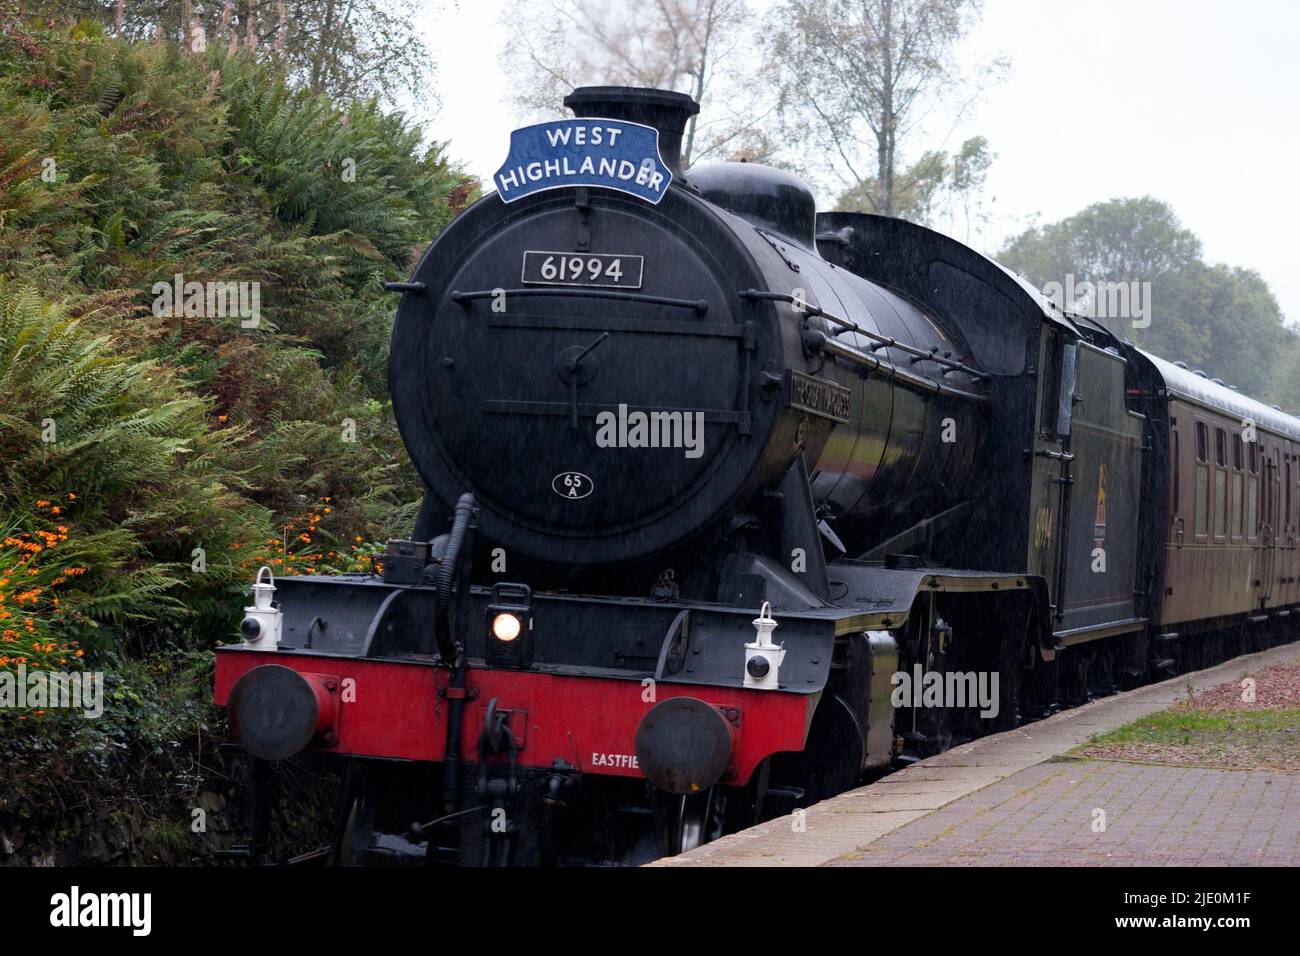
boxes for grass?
[1071,707,1300,771]
[1087,707,1300,744]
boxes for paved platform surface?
[650,642,1300,867]
[832,760,1300,866]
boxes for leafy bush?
[0,20,476,653]
[0,9,474,864]
[0,280,270,650]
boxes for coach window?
[1213,427,1228,539]
[1263,446,1275,536]
[1170,426,1180,517]
[1194,421,1209,539]
[1267,447,1276,532]
[1039,335,1061,435]
[1247,440,1259,540]
[1231,434,1244,540]
[1287,459,1293,535]
[1276,449,1283,532]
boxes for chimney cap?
[563,86,699,180]
[563,86,700,120]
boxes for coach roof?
[1142,349,1300,440]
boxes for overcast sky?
[412,0,1300,325]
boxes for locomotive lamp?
[485,582,533,667]
[239,566,282,651]
[744,601,785,690]
[491,612,523,642]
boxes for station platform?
[649,642,1300,867]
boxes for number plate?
[521,251,643,289]
[785,369,852,423]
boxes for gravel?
[1073,660,1300,772]
[1184,660,1300,711]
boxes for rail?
[451,287,709,314]
[739,289,988,382]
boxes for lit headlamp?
[485,582,533,667]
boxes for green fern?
[0,20,476,651]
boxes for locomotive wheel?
[992,657,1022,733]
[653,787,721,856]
[334,793,362,865]
[1060,651,1092,707]
[800,693,866,800]
[1091,646,1119,698]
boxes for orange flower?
[67,493,76,500]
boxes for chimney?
[563,86,700,180]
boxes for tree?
[498,0,758,167]
[1268,334,1300,415]
[766,0,1003,216]
[16,0,437,104]
[998,198,1290,405]
[835,134,992,237]
[947,134,994,241]
[999,196,1203,288]
[836,149,945,220]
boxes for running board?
[1054,616,1147,647]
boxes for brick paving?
[650,641,1300,867]
[831,760,1300,866]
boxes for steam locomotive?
[214,86,1300,866]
